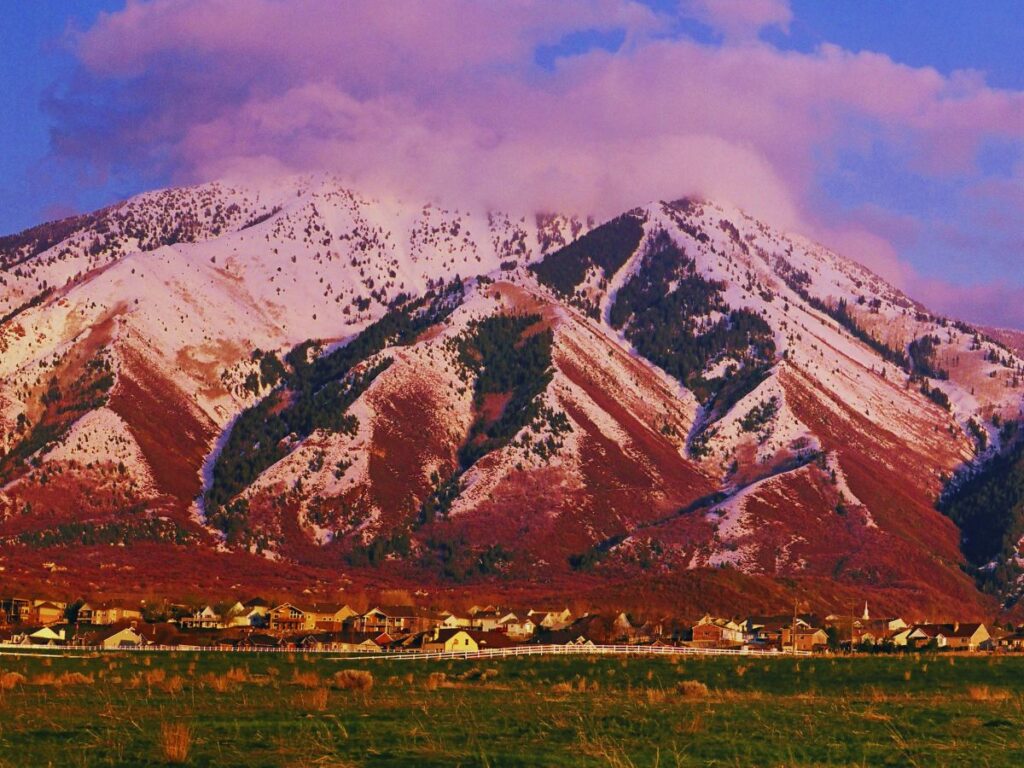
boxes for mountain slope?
[2,176,1022,616]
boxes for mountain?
[2,175,1022,617]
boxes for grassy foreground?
[1,651,1024,766]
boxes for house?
[781,626,830,652]
[528,608,572,630]
[77,602,143,626]
[612,612,639,641]
[691,615,745,647]
[32,601,67,626]
[942,623,991,651]
[27,626,66,645]
[308,603,357,630]
[79,623,146,649]
[911,622,991,651]
[268,603,309,632]
[471,609,505,631]
[422,628,517,653]
[233,632,283,650]
[0,598,32,623]
[560,635,595,648]
[355,606,440,636]
[180,605,222,630]
[231,599,271,628]
[497,612,536,639]
[439,612,472,629]
[892,626,935,648]
[424,629,479,653]
[996,628,1024,651]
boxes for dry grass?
[967,685,1011,702]
[162,675,185,694]
[202,673,232,693]
[33,671,94,688]
[0,671,26,690]
[643,687,669,705]
[333,669,373,691]
[159,722,192,764]
[552,677,599,694]
[676,680,709,698]
[294,686,330,712]
[225,666,249,683]
[577,730,639,768]
[291,670,322,689]
[425,672,447,690]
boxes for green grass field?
[2,651,1024,766]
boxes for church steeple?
[862,601,870,621]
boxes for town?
[2,595,1020,655]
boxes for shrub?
[159,722,192,764]
[967,685,1010,701]
[203,674,231,693]
[333,669,373,692]
[676,680,709,697]
[0,671,26,690]
[34,671,94,688]
[425,672,447,690]
[291,670,321,689]
[162,675,185,695]
[294,687,330,711]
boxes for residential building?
[180,606,223,630]
[78,624,146,649]
[691,615,744,647]
[32,601,67,626]
[268,603,309,632]
[497,612,536,639]
[355,606,440,635]
[77,602,143,626]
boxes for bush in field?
[425,672,447,690]
[162,675,185,694]
[333,669,373,691]
[159,722,192,764]
[0,671,26,690]
[291,670,321,689]
[677,680,709,697]
[294,687,330,711]
[203,673,231,693]
[33,671,94,688]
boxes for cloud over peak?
[42,0,1024,325]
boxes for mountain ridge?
[2,175,1022,618]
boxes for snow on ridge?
[42,407,157,492]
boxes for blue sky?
[1,1,1022,325]
[1,1,134,229]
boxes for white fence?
[330,644,809,661]
[0,642,809,659]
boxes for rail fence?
[331,644,811,661]
[0,642,810,659]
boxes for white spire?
[862,601,870,621]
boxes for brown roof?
[916,622,986,639]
